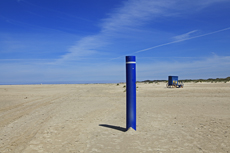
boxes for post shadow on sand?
[99,124,126,132]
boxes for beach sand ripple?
[0,82,230,152]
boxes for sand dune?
[0,82,230,152]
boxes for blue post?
[126,56,136,131]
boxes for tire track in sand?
[0,96,64,153]
[0,97,45,112]
[0,96,61,128]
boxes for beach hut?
[168,76,178,86]
[167,76,183,88]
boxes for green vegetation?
[180,77,230,83]
[140,76,230,83]
[140,80,167,83]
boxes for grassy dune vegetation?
[140,76,230,83]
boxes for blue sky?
[1,0,230,84]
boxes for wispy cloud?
[58,0,177,61]
[173,30,198,41]
[101,0,175,32]
[134,27,230,53]
[59,35,106,61]
[1,54,229,84]
[137,55,230,80]
[101,0,229,32]
[59,0,230,61]
[102,0,230,32]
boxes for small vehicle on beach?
[166,82,184,88]
[166,76,184,88]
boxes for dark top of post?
[126,56,135,62]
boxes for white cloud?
[101,0,175,32]
[1,54,229,84]
[173,30,198,41]
[137,55,230,80]
[102,0,230,32]
[59,0,230,61]
[133,27,230,54]
[59,35,105,61]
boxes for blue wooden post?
[126,56,136,131]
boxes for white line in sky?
[108,27,230,61]
[134,27,230,54]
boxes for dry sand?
[0,82,230,153]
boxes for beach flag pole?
[126,56,136,131]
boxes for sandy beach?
[0,82,230,153]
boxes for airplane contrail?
[134,27,230,54]
[108,27,230,61]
